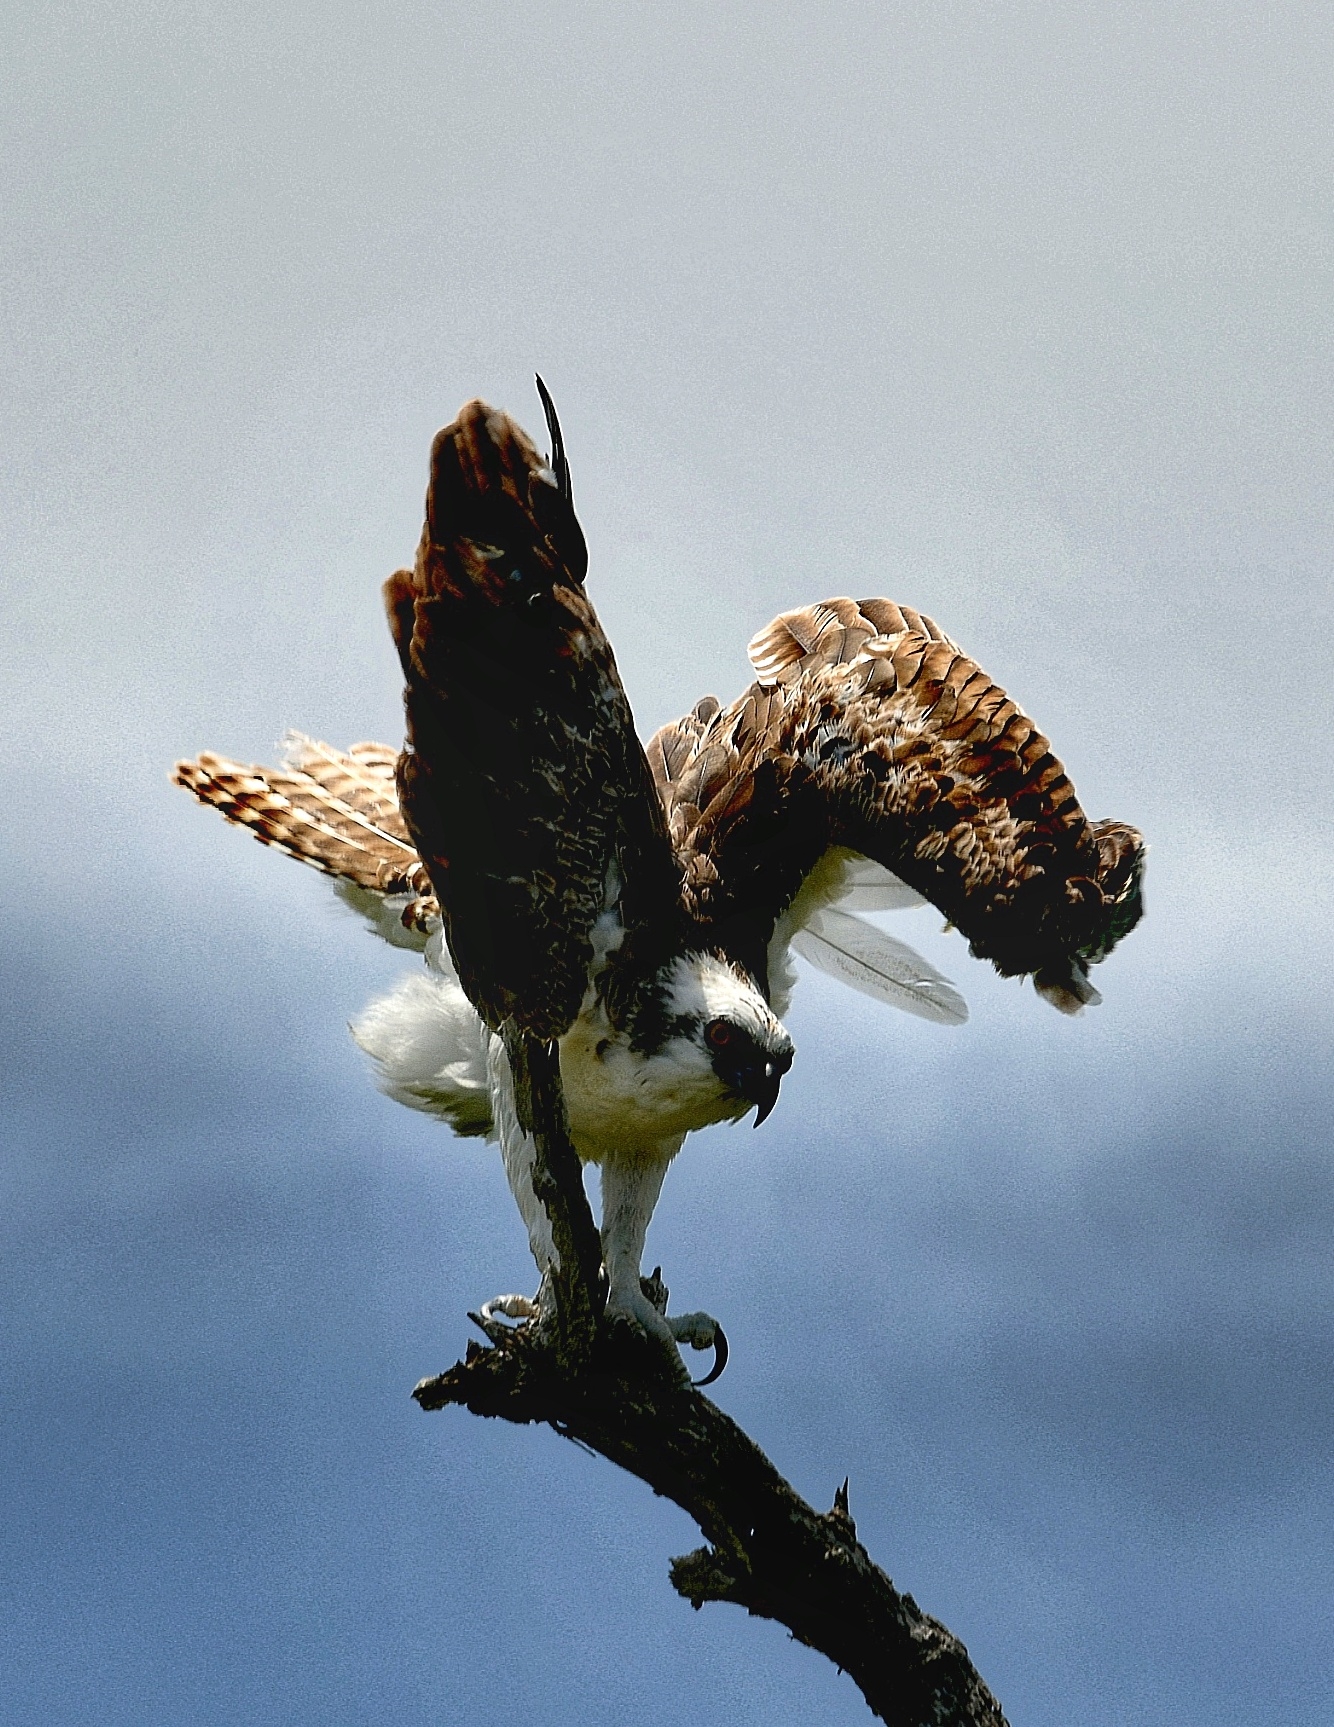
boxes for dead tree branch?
[501,1027,603,1366]
[417,1032,1009,1727]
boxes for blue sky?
[3,4,1332,1722]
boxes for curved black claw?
[677,1319,729,1388]
[664,1308,729,1387]
[690,1322,729,1388]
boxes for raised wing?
[389,384,679,1038]
[173,733,439,940]
[647,597,1144,1013]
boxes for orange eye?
[705,1019,732,1050]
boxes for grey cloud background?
[2,3,1331,1723]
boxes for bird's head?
[702,1012,794,1125]
[658,952,795,1127]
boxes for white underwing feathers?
[832,858,928,913]
[790,906,968,1026]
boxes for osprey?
[175,383,1144,1372]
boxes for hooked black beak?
[750,1061,783,1127]
[726,1055,787,1127]
[708,1022,793,1128]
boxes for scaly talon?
[667,1310,729,1386]
[479,1292,540,1324]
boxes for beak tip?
[715,1050,787,1129]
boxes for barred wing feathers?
[648,597,1144,1012]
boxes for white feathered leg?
[481,1033,556,1324]
[600,1152,673,1337]
[485,1061,727,1379]
[599,1147,726,1376]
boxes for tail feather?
[172,739,436,911]
[279,732,413,846]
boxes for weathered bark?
[415,1034,1008,1726]
[500,1027,602,1367]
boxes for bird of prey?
[175,382,1144,1372]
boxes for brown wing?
[648,597,1144,1010]
[391,388,678,1038]
[172,734,439,927]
